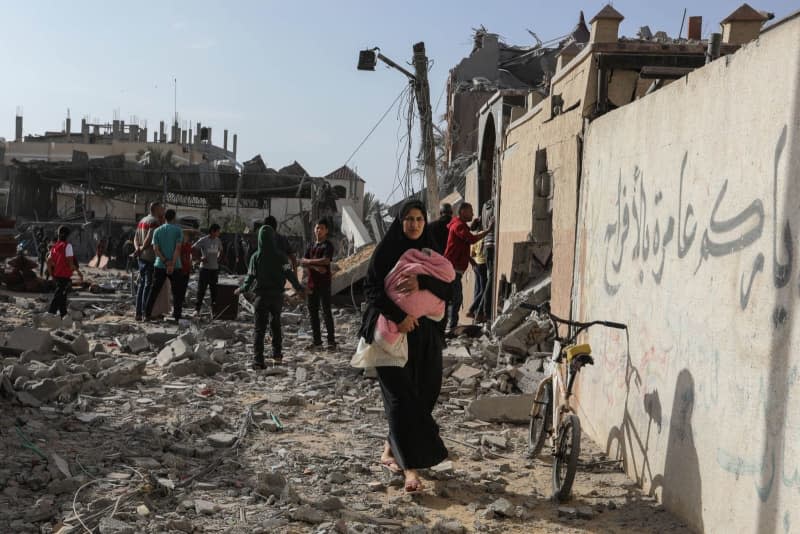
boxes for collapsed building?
[0,113,373,269]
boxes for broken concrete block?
[466,394,536,424]
[253,472,299,503]
[167,358,221,378]
[451,364,483,381]
[491,275,551,337]
[194,499,219,516]
[18,350,59,364]
[24,378,60,402]
[207,432,237,448]
[489,497,515,517]
[4,327,54,354]
[96,359,146,387]
[124,335,150,354]
[156,336,193,367]
[431,460,454,475]
[51,330,90,355]
[16,390,43,408]
[290,505,326,525]
[35,314,73,330]
[442,345,472,367]
[203,324,234,340]
[482,434,509,450]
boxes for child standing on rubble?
[238,225,305,368]
[46,225,83,318]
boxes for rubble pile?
[0,269,687,533]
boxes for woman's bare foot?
[404,469,423,492]
[380,442,401,473]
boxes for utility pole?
[357,43,439,218]
[411,42,439,220]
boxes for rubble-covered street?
[0,268,690,534]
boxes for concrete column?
[15,115,23,142]
[159,121,166,143]
[81,119,89,143]
[224,129,228,151]
[233,134,238,159]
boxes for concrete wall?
[497,94,582,316]
[572,16,800,533]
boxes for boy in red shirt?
[47,226,83,317]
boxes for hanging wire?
[343,86,408,168]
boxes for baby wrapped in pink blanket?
[374,248,456,350]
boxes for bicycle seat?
[565,344,592,363]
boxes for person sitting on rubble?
[46,225,83,317]
[357,199,454,492]
[237,224,304,368]
[5,244,44,292]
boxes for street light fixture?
[356,44,439,219]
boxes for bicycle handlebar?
[518,302,627,331]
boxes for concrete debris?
[491,275,551,337]
[0,270,683,534]
[467,394,537,424]
[3,327,54,353]
[51,330,90,355]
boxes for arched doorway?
[478,113,496,210]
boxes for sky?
[1,0,794,205]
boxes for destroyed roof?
[278,161,310,177]
[325,165,366,183]
[590,4,625,23]
[721,3,769,22]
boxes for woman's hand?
[397,315,418,333]
[396,274,419,294]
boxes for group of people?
[426,201,494,334]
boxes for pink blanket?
[375,248,456,347]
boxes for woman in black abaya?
[359,200,453,492]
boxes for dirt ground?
[0,272,692,533]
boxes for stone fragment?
[577,506,595,520]
[451,364,482,381]
[167,358,221,377]
[25,495,56,522]
[204,324,234,340]
[316,496,344,512]
[19,350,59,364]
[207,432,237,448]
[97,359,146,387]
[434,519,466,533]
[253,472,299,503]
[489,497,515,517]
[4,327,54,353]
[51,330,90,355]
[467,394,536,424]
[482,434,509,450]
[25,378,60,402]
[431,460,454,475]
[491,276,551,337]
[16,390,42,407]
[194,499,219,515]
[125,335,150,354]
[327,472,348,484]
[291,505,326,524]
[166,519,193,533]
[558,506,577,518]
[157,336,193,367]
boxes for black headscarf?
[358,199,434,342]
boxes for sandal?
[381,458,402,474]
[404,476,423,493]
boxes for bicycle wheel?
[527,379,553,458]
[552,414,581,501]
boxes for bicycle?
[521,301,626,501]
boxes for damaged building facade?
[0,113,370,261]
[447,3,796,531]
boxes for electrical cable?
[343,85,408,168]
